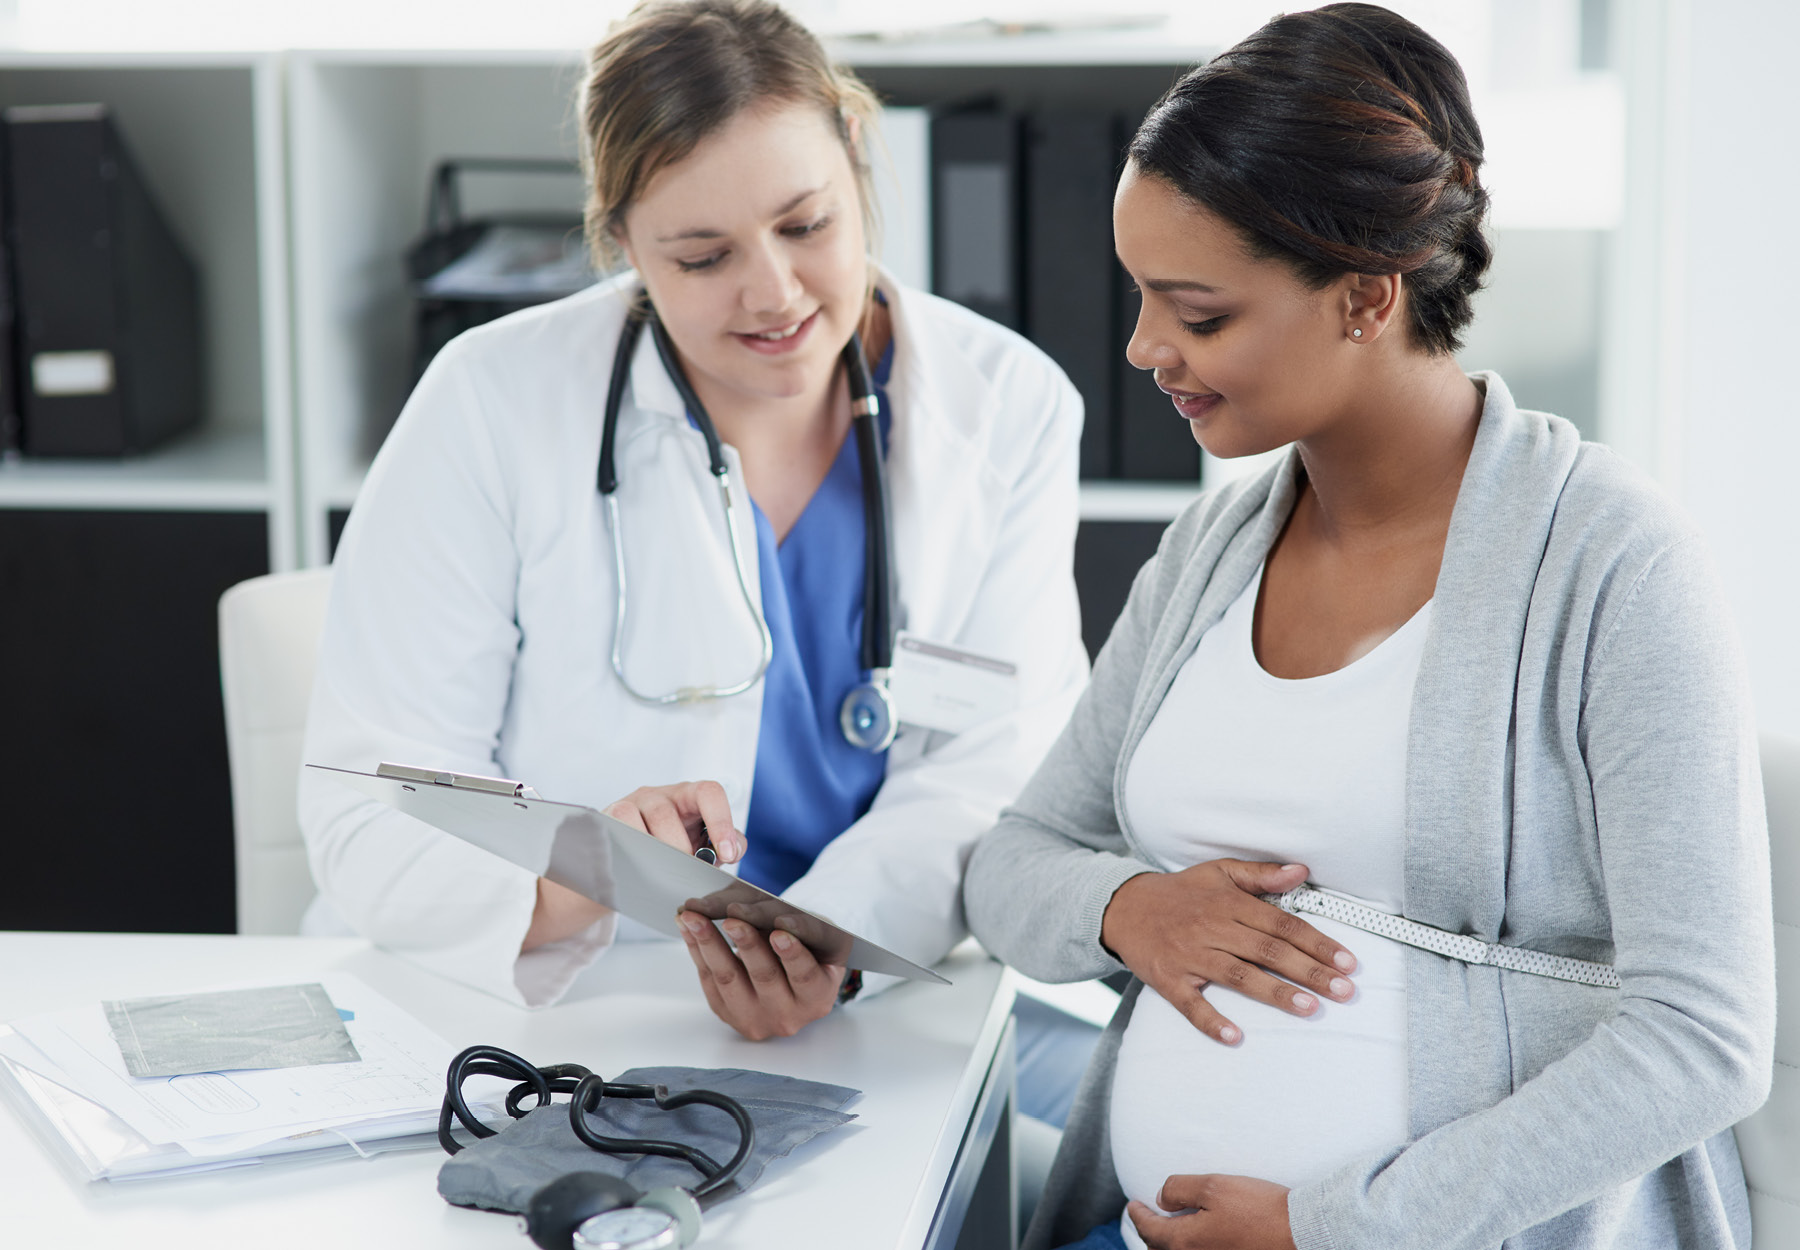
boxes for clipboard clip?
[376,761,531,799]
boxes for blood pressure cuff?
[437,1066,859,1213]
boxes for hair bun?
[1129,2,1491,355]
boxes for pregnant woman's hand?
[1128,1175,1295,1250]
[1099,860,1357,1044]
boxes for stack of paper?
[418,225,596,300]
[0,974,507,1181]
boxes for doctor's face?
[618,101,870,407]
[1113,161,1372,459]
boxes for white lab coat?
[297,270,1090,1006]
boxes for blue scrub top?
[732,344,895,895]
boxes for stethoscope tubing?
[597,294,893,721]
[439,1044,755,1205]
[569,1074,755,1202]
[845,348,893,675]
[605,484,775,706]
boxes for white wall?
[1675,0,1800,738]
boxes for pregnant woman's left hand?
[1128,1175,1295,1250]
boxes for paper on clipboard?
[306,764,950,985]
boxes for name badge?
[890,632,1019,735]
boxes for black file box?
[0,118,19,454]
[4,104,202,457]
[931,110,1023,330]
[1025,112,1120,479]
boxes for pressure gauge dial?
[572,1205,680,1250]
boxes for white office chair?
[218,567,333,935]
[1735,732,1800,1245]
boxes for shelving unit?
[0,426,270,510]
[287,48,590,566]
[828,25,1211,69]
[1077,480,1202,522]
[0,52,290,935]
[0,51,295,561]
[285,39,1209,571]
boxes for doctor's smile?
[733,307,819,353]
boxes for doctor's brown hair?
[1130,2,1492,354]
[579,0,881,267]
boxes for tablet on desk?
[307,763,950,984]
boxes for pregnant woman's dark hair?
[1130,1,1491,354]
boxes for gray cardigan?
[964,375,1774,1250]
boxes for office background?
[0,0,1794,936]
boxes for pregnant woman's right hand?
[1100,860,1358,1045]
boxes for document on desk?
[105,983,360,1079]
[310,763,951,984]
[0,974,507,1164]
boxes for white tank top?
[1110,565,1430,1250]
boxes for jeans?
[1053,1218,1128,1250]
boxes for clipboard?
[307,764,950,985]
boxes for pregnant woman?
[963,6,1773,1249]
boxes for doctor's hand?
[677,911,846,1041]
[1100,860,1357,1046]
[1128,1175,1295,1250]
[604,781,745,863]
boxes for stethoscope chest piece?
[839,669,896,752]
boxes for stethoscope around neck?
[596,298,898,752]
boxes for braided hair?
[1129,3,1491,355]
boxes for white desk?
[0,932,1017,1250]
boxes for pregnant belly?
[1109,914,1409,1245]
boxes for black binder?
[1112,120,1200,482]
[931,110,1022,330]
[5,104,201,457]
[1115,267,1201,482]
[1025,112,1119,479]
[0,119,18,455]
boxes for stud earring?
[1351,328,1363,339]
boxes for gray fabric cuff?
[1080,857,1160,974]
[1286,1183,1338,1250]
[438,1066,858,1214]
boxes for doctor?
[298,0,1090,1044]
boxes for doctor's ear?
[612,224,639,274]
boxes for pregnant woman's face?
[1112,160,1405,461]
[616,101,870,410]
